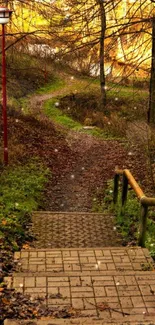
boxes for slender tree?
[97,0,107,110]
[148,15,155,123]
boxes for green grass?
[75,76,148,103]
[107,83,148,102]
[0,159,49,250]
[18,77,65,114]
[36,77,65,94]
[44,97,123,139]
[44,98,83,129]
[96,180,155,257]
[81,127,122,140]
[19,97,30,114]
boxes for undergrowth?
[44,98,82,129]
[93,180,155,257]
[44,97,124,139]
[7,51,55,98]
[0,160,49,251]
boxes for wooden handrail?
[124,169,145,200]
[114,168,155,247]
[115,168,155,205]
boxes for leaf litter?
[0,287,80,323]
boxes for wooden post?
[138,204,148,247]
[121,174,128,214]
[113,174,119,204]
[122,174,128,206]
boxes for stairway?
[4,212,155,325]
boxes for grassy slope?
[41,75,148,140]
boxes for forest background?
[0,0,154,119]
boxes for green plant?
[141,262,154,271]
[0,159,49,250]
[95,179,155,256]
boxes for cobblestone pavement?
[32,212,122,248]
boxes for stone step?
[14,247,154,273]
[5,216,155,325]
[31,212,122,248]
[5,269,155,320]
[4,317,155,325]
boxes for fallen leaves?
[2,220,7,226]
[22,244,30,250]
[0,288,52,322]
[2,297,10,304]
[0,288,81,322]
[96,301,131,316]
[96,302,109,311]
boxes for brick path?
[32,212,122,248]
[4,319,155,325]
[4,213,155,324]
[14,247,153,273]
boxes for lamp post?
[0,7,12,165]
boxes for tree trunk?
[98,0,107,111]
[148,16,155,123]
[4,0,8,6]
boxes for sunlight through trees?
[0,0,154,115]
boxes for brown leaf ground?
[0,109,152,212]
[0,71,153,212]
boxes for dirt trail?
[29,86,69,116]
[44,131,128,211]
[26,78,152,212]
[29,74,89,115]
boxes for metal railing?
[113,168,155,247]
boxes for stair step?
[14,247,154,273]
[4,214,155,324]
[4,246,155,323]
[31,212,122,248]
[4,317,155,325]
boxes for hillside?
[0,69,155,323]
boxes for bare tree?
[97,0,107,110]
[148,15,155,123]
[1,0,154,118]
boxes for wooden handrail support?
[114,168,155,247]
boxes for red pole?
[2,23,8,165]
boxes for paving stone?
[8,212,155,325]
[36,277,46,287]
[24,277,35,287]
[32,212,122,248]
[4,319,155,325]
[94,286,106,296]
[15,247,155,273]
[119,296,133,308]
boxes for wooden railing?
[113,168,155,247]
